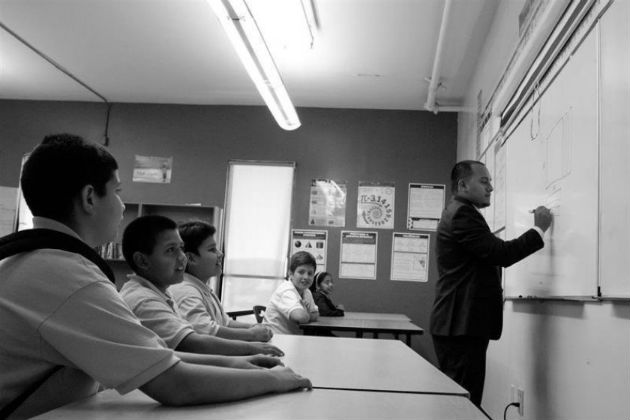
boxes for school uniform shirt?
[0,217,179,418]
[263,281,318,335]
[119,274,195,349]
[313,290,345,316]
[169,272,230,335]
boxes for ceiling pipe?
[424,0,453,114]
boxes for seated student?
[120,215,283,357]
[0,134,310,419]
[170,220,273,342]
[263,251,319,334]
[311,271,345,317]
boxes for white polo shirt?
[0,217,179,418]
[264,281,318,335]
[120,274,195,349]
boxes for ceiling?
[0,0,498,112]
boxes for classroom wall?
[0,99,457,363]
[457,1,630,419]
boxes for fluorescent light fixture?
[206,0,301,131]
[246,0,315,51]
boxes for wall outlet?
[517,388,525,416]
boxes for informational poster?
[291,229,327,272]
[390,232,430,282]
[407,183,445,231]
[482,141,495,230]
[339,231,377,280]
[493,139,507,230]
[308,179,346,227]
[357,181,395,229]
[16,154,33,231]
[133,155,173,183]
[0,186,17,236]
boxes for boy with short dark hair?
[171,220,273,342]
[264,251,319,334]
[120,215,283,356]
[0,134,309,418]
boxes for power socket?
[517,388,525,416]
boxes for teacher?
[429,160,552,407]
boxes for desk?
[273,334,468,396]
[300,317,423,345]
[342,311,410,321]
[33,388,487,420]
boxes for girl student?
[311,271,345,317]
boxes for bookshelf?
[96,202,223,263]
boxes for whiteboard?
[598,0,630,298]
[504,29,599,298]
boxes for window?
[220,161,295,312]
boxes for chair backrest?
[253,305,266,323]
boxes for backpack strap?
[0,228,115,284]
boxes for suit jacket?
[429,196,544,340]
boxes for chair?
[253,305,266,323]
[226,309,254,321]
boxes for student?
[264,251,319,334]
[311,271,345,317]
[0,134,310,419]
[170,220,273,342]
[120,215,283,356]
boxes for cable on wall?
[503,402,520,420]
[0,20,112,146]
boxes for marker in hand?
[530,206,553,232]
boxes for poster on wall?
[133,155,173,183]
[16,153,33,231]
[357,181,395,229]
[308,179,346,227]
[0,186,17,236]
[390,232,430,282]
[291,229,327,272]
[493,139,507,230]
[407,183,445,231]
[339,231,377,280]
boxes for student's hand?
[231,354,284,370]
[250,342,284,357]
[269,366,312,392]
[250,324,273,342]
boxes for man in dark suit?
[430,160,552,407]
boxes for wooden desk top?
[272,334,468,396]
[341,311,411,321]
[34,388,486,420]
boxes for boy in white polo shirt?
[0,134,310,418]
[171,220,273,342]
[120,214,283,356]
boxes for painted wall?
[457,1,630,419]
[0,99,457,362]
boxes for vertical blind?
[220,161,295,312]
